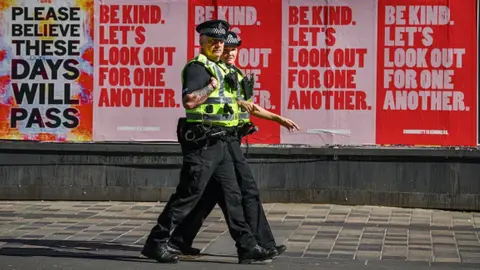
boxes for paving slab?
[1,201,480,269]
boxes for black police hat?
[196,19,230,40]
[225,31,242,47]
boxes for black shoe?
[265,247,278,258]
[141,242,180,263]
[238,244,274,264]
[168,242,201,256]
[180,246,201,256]
[269,245,286,257]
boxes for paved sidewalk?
[1,201,480,269]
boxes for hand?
[277,116,300,132]
[237,100,256,113]
[208,77,218,89]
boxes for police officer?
[141,21,273,264]
[169,31,299,257]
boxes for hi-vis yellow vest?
[229,65,252,125]
[181,54,239,127]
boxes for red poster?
[188,0,282,144]
[376,0,478,146]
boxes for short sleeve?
[181,63,212,96]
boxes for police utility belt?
[183,121,237,143]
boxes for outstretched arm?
[237,100,300,132]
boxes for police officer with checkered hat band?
[169,30,300,259]
[141,20,273,264]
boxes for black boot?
[141,241,180,263]
[238,244,274,264]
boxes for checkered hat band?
[225,35,239,44]
[200,27,226,35]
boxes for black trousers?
[144,121,257,251]
[170,138,276,249]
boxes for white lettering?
[383,90,466,111]
[384,48,427,68]
[408,6,450,25]
[237,48,272,68]
[419,70,454,89]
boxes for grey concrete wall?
[1,141,480,211]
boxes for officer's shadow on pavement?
[0,238,151,263]
[180,252,272,265]
[0,238,249,265]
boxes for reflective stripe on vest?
[239,112,250,120]
[203,97,234,104]
[186,113,236,121]
[212,64,225,97]
[229,65,252,124]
